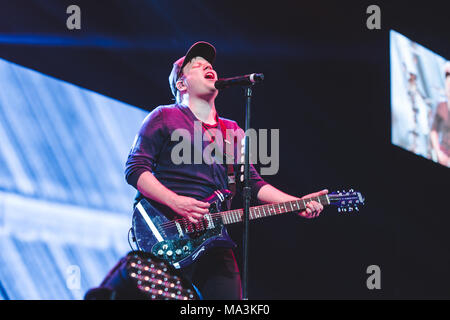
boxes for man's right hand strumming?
[136,171,210,224]
[168,195,210,224]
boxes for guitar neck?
[219,194,331,225]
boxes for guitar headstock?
[328,189,365,213]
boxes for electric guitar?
[132,189,365,269]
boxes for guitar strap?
[218,118,237,200]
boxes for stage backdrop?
[0,57,148,299]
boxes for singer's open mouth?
[204,72,215,80]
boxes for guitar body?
[132,190,236,269]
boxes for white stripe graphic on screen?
[137,203,163,242]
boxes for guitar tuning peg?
[355,206,359,211]
[350,188,354,192]
[348,207,353,212]
[338,208,341,213]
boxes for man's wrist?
[161,192,179,208]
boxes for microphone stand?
[242,85,253,300]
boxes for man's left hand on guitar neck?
[256,185,328,219]
[298,189,329,219]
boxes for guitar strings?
[158,204,288,229]
[158,201,304,229]
[157,196,330,232]
[157,205,299,233]
[157,195,330,229]
[156,193,356,233]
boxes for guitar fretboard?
[219,195,330,225]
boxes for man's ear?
[176,79,187,92]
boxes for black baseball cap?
[169,41,216,98]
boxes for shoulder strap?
[218,118,237,199]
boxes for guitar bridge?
[204,214,215,229]
[174,221,184,238]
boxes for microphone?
[214,73,264,90]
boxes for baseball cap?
[169,41,216,98]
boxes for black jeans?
[180,247,242,300]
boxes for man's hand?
[298,189,328,219]
[168,195,210,223]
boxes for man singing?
[125,41,328,299]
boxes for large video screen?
[0,57,148,299]
[390,30,450,167]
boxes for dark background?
[1,0,449,299]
